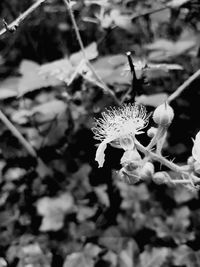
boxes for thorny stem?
[167,69,200,103]
[63,0,120,105]
[134,139,200,184]
[0,0,47,37]
[0,110,52,176]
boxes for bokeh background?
[0,0,200,266]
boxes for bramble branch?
[168,69,200,103]
[0,0,48,37]
[63,0,120,105]
[0,110,52,177]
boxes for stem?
[63,0,120,105]
[0,0,47,37]
[167,69,200,103]
[135,139,184,173]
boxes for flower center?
[119,135,135,150]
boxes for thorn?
[2,19,18,33]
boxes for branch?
[167,69,200,103]
[131,6,169,20]
[0,0,48,37]
[0,109,52,176]
[63,0,120,105]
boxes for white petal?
[95,140,108,168]
[192,131,200,162]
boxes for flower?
[192,131,200,163]
[92,103,149,167]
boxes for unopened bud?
[140,162,155,180]
[152,171,171,185]
[147,127,158,138]
[153,102,174,126]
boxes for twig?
[0,0,47,37]
[167,69,200,103]
[0,109,52,176]
[0,110,37,157]
[131,6,169,20]
[63,0,120,105]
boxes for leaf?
[36,193,74,231]
[30,99,67,124]
[119,240,139,267]
[173,245,200,267]
[70,42,98,65]
[94,185,110,207]
[110,9,134,32]
[172,186,198,204]
[0,77,19,99]
[38,58,74,84]
[18,60,60,96]
[0,258,7,267]
[168,0,189,8]
[145,33,197,61]
[135,93,168,107]
[63,252,94,267]
[63,244,100,267]
[76,205,97,222]
[139,247,169,267]
[99,227,125,253]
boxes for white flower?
[92,103,149,167]
[192,131,200,163]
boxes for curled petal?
[95,140,108,168]
[192,131,200,162]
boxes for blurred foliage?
[0,0,200,267]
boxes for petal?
[95,140,108,168]
[192,131,200,162]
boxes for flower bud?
[147,127,157,138]
[140,162,155,180]
[153,102,174,126]
[152,171,171,185]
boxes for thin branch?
[131,6,169,21]
[0,109,52,176]
[0,110,37,157]
[0,0,47,37]
[63,0,120,105]
[167,69,200,103]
